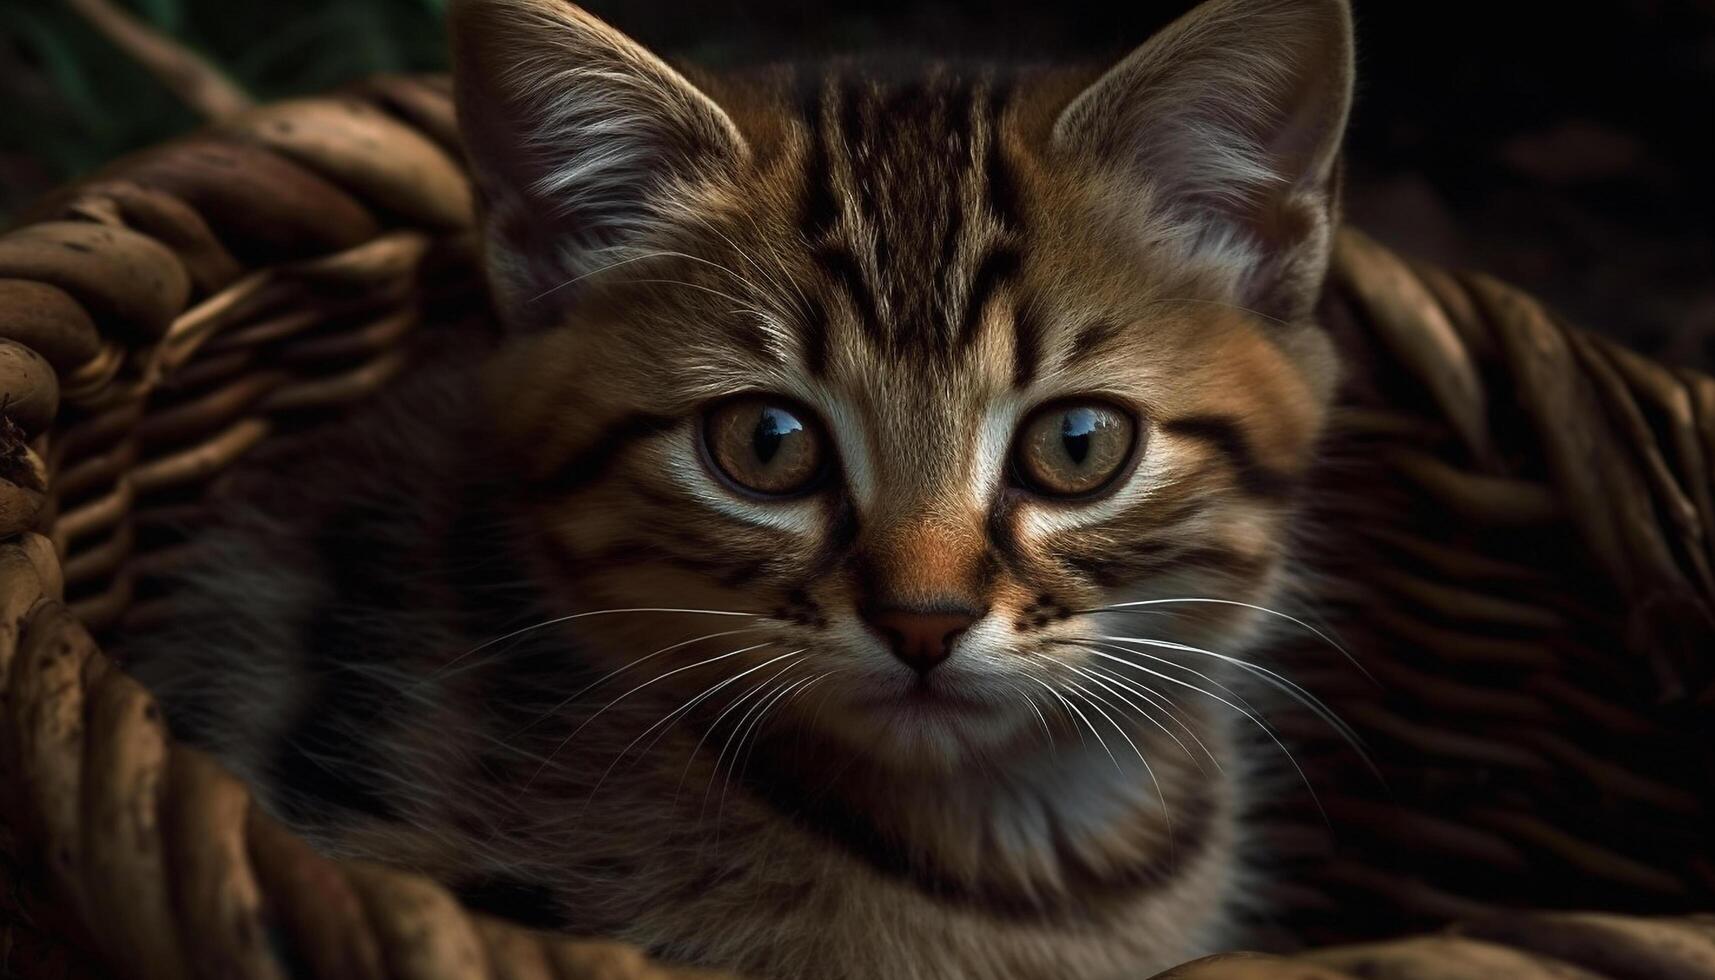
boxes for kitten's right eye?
[1012,400,1138,499]
[702,397,828,498]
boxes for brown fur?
[132,1,1356,977]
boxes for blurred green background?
[0,0,450,216]
[3,0,1712,364]
[1,0,1182,218]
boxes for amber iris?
[1014,402,1137,497]
[705,398,826,496]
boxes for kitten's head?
[452,0,1353,773]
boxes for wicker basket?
[1,76,1713,980]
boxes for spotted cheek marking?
[979,499,1091,642]
[976,566,1074,641]
[1012,593,1075,634]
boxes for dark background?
[3,0,1712,365]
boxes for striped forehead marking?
[791,68,1036,382]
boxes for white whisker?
[701,674,793,822]
[1085,664,1222,772]
[674,654,805,801]
[729,673,818,808]
[1083,638,1272,724]
[605,277,755,310]
[509,626,766,739]
[1083,641,1331,820]
[1028,677,1116,773]
[587,648,807,807]
[531,248,755,303]
[1005,679,1059,754]
[705,671,806,838]
[527,640,778,789]
[1091,598,1373,685]
[691,216,812,315]
[440,607,764,682]
[1061,679,1173,843]
[1099,633,1373,779]
[1067,662,1209,774]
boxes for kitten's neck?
[737,716,1230,914]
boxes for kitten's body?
[132,2,1354,977]
[137,364,1237,977]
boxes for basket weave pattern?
[0,76,1712,979]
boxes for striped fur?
[131,1,1355,977]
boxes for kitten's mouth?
[865,680,994,716]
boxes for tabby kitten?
[131,0,1354,976]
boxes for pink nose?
[864,608,979,676]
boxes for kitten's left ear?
[1053,0,1355,322]
[450,0,747,326]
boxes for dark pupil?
[1060,409,1100,466]
[752,407,801,465]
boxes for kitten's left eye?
[1013,401,1138,498]
[703,397,828,497]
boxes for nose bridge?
[851,376,989,607]
[861,504,988,607]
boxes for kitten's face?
[456,0,1352,772]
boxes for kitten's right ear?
[450,0,746,326]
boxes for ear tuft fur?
[1053,0,1355,322]
[451,0,746,325]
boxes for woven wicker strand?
[2,75,1712,980]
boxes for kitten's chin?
[798,683,1043,774]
